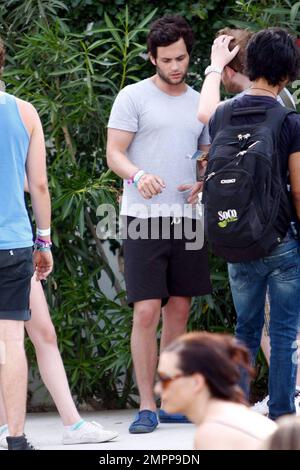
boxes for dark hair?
[216,28,253,74]
[165,332,254,404]
[147,15,194,59]
[246,28,300,86]
[0,37,5,74]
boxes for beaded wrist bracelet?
[34,238,52,252]
[127,170,139,185]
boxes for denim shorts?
[0,247,33,320]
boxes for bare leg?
[260,332,271,366]
[160,296,191,353]
[160,296,191,411]
[25,278,80,425]
[0,383,7,426]
[131,299,161,411]
[0,320,27,436]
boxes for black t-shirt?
[209,95,300,180]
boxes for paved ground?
[1,410,195,450]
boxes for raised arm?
[197,35,239,124]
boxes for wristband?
[204,65,223,76]
[133,170,145,187]
[34,238,52,252]
[127,170,140,185]
[37,227,51,237]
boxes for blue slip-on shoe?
[129,410,158,434]
[158,409,191,423]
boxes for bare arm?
[106,128,165,199]
[19,100,53,279]
[106,128,138,179]
[24,103,51,239]
[197,35,239,124]
[24,174,29,193]
[289,151,300,220]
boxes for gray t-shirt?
[108,78,210,218]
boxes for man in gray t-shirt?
[107,15,211,433]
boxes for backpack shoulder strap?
[210,100,234,135]
[265,106,296,139]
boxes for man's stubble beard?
[156,65,188,86]
[223,81,244,94]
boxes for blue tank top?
[0,92,33,249]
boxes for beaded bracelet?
[34,238,52,252]
[127,170,140,185]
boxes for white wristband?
[133,170,145,187]
[204,65,223,76]
[37,227,51,237]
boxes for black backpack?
[203,101,294,263]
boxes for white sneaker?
[62,421,118,445]
[252,392,300,416]
[0,426,8,449]
[251,395,269,415]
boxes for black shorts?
[122,217,212,307]
[0,247,33,321]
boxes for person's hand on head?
[211,35,240,70]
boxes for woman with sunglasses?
[155,332,276,450]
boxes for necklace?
[249,86,277,98]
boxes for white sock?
[0,424,8,435]
[64,419,85,431]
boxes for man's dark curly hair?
[147,15,194,59]
[0,37,5,75]
[246,28,300,86]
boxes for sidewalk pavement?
[1,410,195,450]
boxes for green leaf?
[290,2,300,22]
[104,13,124,53]
[62,195,75,220]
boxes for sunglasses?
[156,372,187,390]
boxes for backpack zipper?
[206,172,215,181]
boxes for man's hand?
[137,173,165,199]
[211,35,240,70]
[33,250,53,281]
[177,181,203,204]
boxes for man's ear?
[193,373,205,391]
[149,53,156,67]
[224,65,236,80]
[281,77,289,88]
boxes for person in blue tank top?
[0,37,53,450]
